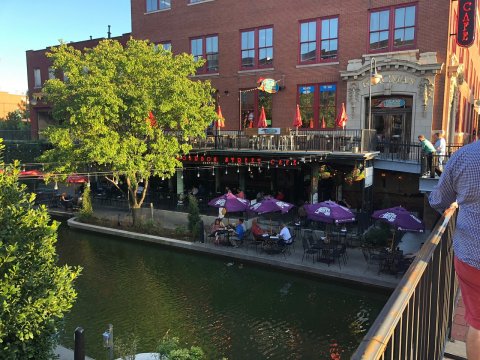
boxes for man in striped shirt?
[429,140,480,359]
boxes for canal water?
[56,225,389,359]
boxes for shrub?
[187,195,201,234]
[362,223,391,247]
[157,333,204,360]
[79,185,93,219]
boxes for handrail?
[352,202,458,359]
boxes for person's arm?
[428,155,457,213]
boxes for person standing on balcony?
[429,139,480,360]
[418,135,436,178]
[434,131,446,173]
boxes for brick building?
[130,0,479,143]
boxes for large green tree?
[40,39,217,222]
[0,139,81,359]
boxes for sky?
[0,0,132,95]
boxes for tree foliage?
[0,139,81,359]
[39,39,217,217]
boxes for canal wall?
[67,217,397,290]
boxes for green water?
[56,225,388,359]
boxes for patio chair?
[302,236,319,263]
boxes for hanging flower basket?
[319,165,333,179]
[345,166,364,185]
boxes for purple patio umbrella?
[249,197,294,215]
[208,192,250,213]
[304,200,356,224]
[372,206,424,232]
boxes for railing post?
[74,326,85,360]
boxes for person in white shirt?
[434,131,446,171]
[278,223,292,245]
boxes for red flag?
[256,106,268,128]
[216,105,225,128]
[309,119,314,129]
[147,111,157,128]
[293,104,303,128]
[321,116,326,129]
[335,103,348,129]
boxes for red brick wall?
[131,0,451,130]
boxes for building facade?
[130,0,479,144]
[25,1,480,223]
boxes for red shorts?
[454,257,480,330]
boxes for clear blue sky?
[0,0,131,94]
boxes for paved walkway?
[443,293,468,359]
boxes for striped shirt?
[429,140,480,269]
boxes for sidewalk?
[55,345,94,360]
[444,294,467,359]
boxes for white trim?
[144,8,171,15]
[237,68,275,74]
[362,49,420,59]
[187,0,215,5]
[296,62,339,69]
[191,72,220,78]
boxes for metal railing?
[375,141,422,163]
[191,129,377,153]
[0,130,31,140]
[352,203,458,360]
[419,144,463,176]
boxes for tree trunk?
[131,207,143,226]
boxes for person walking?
[418,134,436,178]
[429,140,480,360]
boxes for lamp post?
[368,57,383,131]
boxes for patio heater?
[368,57,383,131]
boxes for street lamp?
[368,57,383,131]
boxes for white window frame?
[34,68,42,88]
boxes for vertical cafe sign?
[456,0,476,47]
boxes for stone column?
[310,164,319,203]
[176,169,184,205]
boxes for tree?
[40,39,217,223]
[0,139,81,359]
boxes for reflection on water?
[56,225,388,359]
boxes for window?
[190,35,218,73]
[48,67,55,80]
[155,42,171,51]
[162,42,171,51]
[369,5,416,52]
[297,84,337,128]
[299,17,338,63]
[146,0,170,12]
[34,68,41,88]
[240,90,273,128]
[241,26,273,69]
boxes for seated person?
[228,218,245,247]
[278,223,292,245]
[60,192,73,210]
[210,218,226,244]
[251,219,267,239]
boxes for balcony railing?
[0,130,31,141]
[352,203,458,360]
[191,129,377,153]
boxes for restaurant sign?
[457,0,476,47]
[179,155,299,167]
